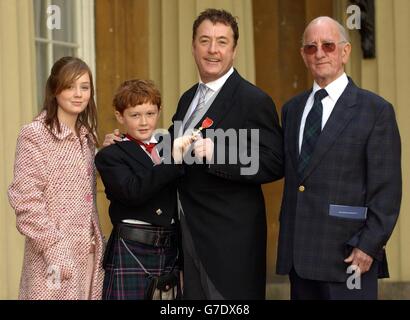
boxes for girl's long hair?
[42,56,98,145]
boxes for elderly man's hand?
[102,129,122,147]
[344,248,374,274]
[193,137,214,163]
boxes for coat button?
[298,185,305,192]
[156,209,162,216]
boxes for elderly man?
[276,16,402,300]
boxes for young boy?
[95,79,188,300]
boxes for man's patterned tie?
[298,88,328,176]
[183,83,211,132]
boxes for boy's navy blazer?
[95,138,184,226]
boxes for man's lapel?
[300,79,359,181]
[195,69,242,131]
[289,91,311,173]
[174,85,198,122]
[115,141,154,168]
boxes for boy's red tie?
[125,134,161,164]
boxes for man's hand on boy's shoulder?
[103,129,122,147]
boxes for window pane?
[33,0,48,39]
[51,0,76,43]
[53,45,76,62]
[35,42,48,110]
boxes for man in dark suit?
[276,16,402,299]
[171,9,283,299]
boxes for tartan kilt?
[102,224,179,300]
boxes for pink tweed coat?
[8,112,105,300]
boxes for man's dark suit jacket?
[170,69,283,299]
[95,140,184,226]
[276,78,402,282]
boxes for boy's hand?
[172,135,195,164]
[103,129,122,147]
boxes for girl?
[8,56,104,300]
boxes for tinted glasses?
[303,41,346,55]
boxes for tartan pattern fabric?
[183,83,211,131]
[103,225,179,300]
[298,89,328,175]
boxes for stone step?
[266,280,410,300]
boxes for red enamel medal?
[199,117,213,130]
